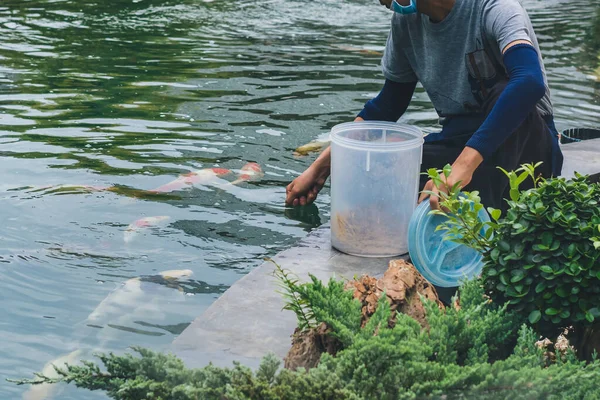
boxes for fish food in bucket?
[408,200,490,287]
[330,121,423,257]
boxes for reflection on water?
[0,0,599,398]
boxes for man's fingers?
[418,180,433,203]
[285,182,295,205]
[429,185,442,210]
[429,192,440,210]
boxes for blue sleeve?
[357,79,416,122]
[465,44,546,159]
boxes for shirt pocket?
[465,48,497,81]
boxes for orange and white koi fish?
[124,216,170,243]
[231,162,264,185]
[149,168,232,193]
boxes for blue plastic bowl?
[408,200,490,288]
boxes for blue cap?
[408,201,489,288]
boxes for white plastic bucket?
[330,121,423,257]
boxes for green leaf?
[586,312,595,323]
[555,286,569,298]
[442,164,452,178]
[535,281,547,293]
[513,243,525,256]
[540,265,553,274]
[532,244,549,252]
[589,308,600,318]
[490,248,500,262]
[427,168,440,179]
[511,270,525,283]
[498,240,510,252]
[545,308,559,316]
[488,207,502,222]
[528,310,542,324]
[510,188,520,202]
[515,284,524,293]
[541,232,553,247]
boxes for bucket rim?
[330,121,423,150]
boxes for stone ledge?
[561,139,600,182]
[172,226,401,369]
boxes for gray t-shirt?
[381,0,552,122]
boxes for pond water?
[1,0,599,398]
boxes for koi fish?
[22,349,85,400]
[294,140,330,156]
[87,269,194,322]
[333,44,383,56]
[230,162,264,185]
[27,184,113,194]
[149,168,232,193]
[22,269,194,400]
[124,216,170,243]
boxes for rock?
[347,259,443,329]
[284,259,443,370]
[284,323,341,371]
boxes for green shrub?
[428,165,600,334]
[483,174,600,330]
[12,276,600,400]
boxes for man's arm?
[285,80,416,206]
[358,79,417,121]
[421,41,547,209]
[464,43,546,159]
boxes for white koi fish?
[21,269,194,400]
[123,215,170,243]
[22,349,84,400]
[86,269,194,323]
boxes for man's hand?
[418,147,484,210]
[285,163,330,206]
[285,117,364,207]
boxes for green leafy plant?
[12,276,600,400]
[426,164,600,334]
[271,259,316,331]
[274,262,362,347]
[485,173,600,329]
[424,167,495,253]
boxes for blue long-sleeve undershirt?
[357,80,416,122]
[466,44,547,159]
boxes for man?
[285,0,563,212]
